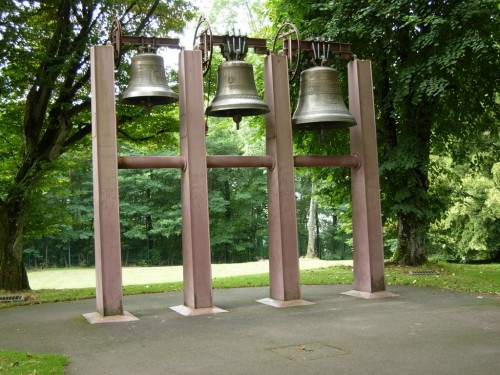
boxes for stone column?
[259,54,313,308]
[171,50,226,315]
[345,59,393,299]
[85,45,138,322]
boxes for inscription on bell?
[301,84,341,96]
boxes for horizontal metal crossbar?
[117,155,361,170]
[118,156,186,169]
[121,35,180,48]
[294,155,360,168]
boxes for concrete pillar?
[85,45,139,323]
[345,58,393,298]
[259,54,313,308]
[171,50,226,315]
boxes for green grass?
[0,350,68,374]
[383,262,499,293]
[1,263,498,309]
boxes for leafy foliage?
[0,0,197,290]
[266,0,499,264]
[430,162,500,262]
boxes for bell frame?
[86,36,393,321]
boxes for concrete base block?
[342,290,398,299]
[83,311,139,324]
[169,305,228,316]
[256,298,315,308]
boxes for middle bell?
[206,60,269,125]
[292,66,356,131]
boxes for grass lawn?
[0,350,68,374]
[1,262,498,308]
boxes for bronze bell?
[292,66,356,131]
[121,51,178,111]
[206,60,269,127]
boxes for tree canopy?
[0,0,196,290]
[266,0,499,264]
[1,0,498,292]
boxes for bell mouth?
[120,91,178,106]
[292,112,357,130]
[205,97,270,118]
[292,121,356,132]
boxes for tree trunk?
[393,213,427,265]
[45,241,49,268]
[0,204,31,291]
[0,1,175,291]
[306,184,317,259]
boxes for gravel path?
[27,258,352,290]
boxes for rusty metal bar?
[118,156,186,169]
[118,155,360,170]
[121,35,181,48]
[117,155,275,170]
[206,155,274,169]
[294,154,360,168]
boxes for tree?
[266,0,499,265]
[205,121,269,263]
[0,0,195,290]
[305,182,318,258]
[429,158,500,262]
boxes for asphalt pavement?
[0,285,499,374]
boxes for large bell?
[206,60,269,126]
[121,52,178,110]
[292,66,356,131]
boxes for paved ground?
[1,285,498,374]
[27,259,353,289]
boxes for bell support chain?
[343,58,396,299]
[84,45,139,323]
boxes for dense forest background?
[1,1,498,290]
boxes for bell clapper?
[320,128,325,143]
[145,99,153,115]
[233,114,242,130]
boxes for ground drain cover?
[271,343,346,361]
[409,270,439,275]
[0,295,25,303]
